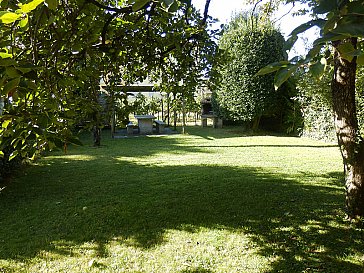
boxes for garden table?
[134,115,156,134]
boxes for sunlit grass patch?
[18,229,273,273]
[0,126,363,272]
[46,154,97,161]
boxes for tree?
[152,3,218,132]
[257,0,364,219]
[212,12,286,131]
[0,0,214,167]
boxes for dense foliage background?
[0,0,216,180]
[211,13,292,131]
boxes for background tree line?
[0,0,215,180]
[210,9,364,142]
[2,0,364,219]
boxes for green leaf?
[289,56,301,63]
[0,52,12,58]
[358,54,364,65]
[306,44,324,60]
[167,0,178,12]
[313,32,347,46]
[0,12,20,24]
[289,19,326,37]
[162,0,174,10]
[347,1,364,16]
[0,58,16,66]
[20,0,44,13]
[274,65,297,90]
[15,66,33,74]
[309,61,325,79]
[6,66,20,78]
[3,77,20,94]
[313,0,338,14]
[132,0,149,11]
[0,151,4,158]
[337,42,361,62]
[2,119,11,129]
[323,12,339,34]
[256,61,290,76]
[45,0,58,10]
[11,90,19,101]
[285,35,298,51]
[332,15,364,37]
[9,150,18,161]
[19,14,29,28]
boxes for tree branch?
[201,0,211,25]
[86,0,133,13]
[251,0,263,17]
[101,13,118,47]
[273,2,295,24]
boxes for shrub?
[211,13,289,131]
[295,70,336,142]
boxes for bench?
[154,120,166,134]
[126,122,138,135]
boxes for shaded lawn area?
[0,126,363,272]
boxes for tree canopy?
[211,12,287,130]
[0,0,215,165]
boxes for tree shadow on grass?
[76,131,214,159]
[182,126,250,140]
[183,125,301,140]
[180,268,214,273]
[0,148,362,272]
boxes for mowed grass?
[0,126,363,273]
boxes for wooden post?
[111,92,115,138]
[173,92,177,131]
[161,96,164,121]
[167,93,170,127]
[182,93,186,134]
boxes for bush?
[295,70,336,142]
[356,67,364,135]
[211,13,289,131]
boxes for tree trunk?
[173,93,177,131]
[251,115,261,132]
[182,94,186,134]
[331,38,364,219]
[92,102,101,147]
[93,125,101,147]
[167,94,170,126]
[111,92,115,139]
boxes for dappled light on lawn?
[46,154,97,162]
[0,127,363,272]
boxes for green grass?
[0,126,363,273]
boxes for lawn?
[0,126,363,273]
